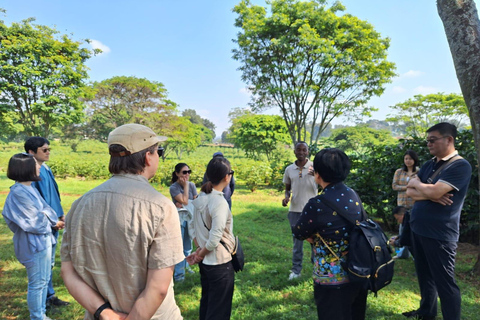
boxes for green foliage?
[81,76,178,141]
[387,93,469,137]
[0,18,94,138]
[229,114,291,160]
[232,0,396,145]
[328,126,397,154]
[346,130,479,242]
[182,108,216,142]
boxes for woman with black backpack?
[293,148,368,320]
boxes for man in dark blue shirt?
[25,137,70,309]
[404,123,471,320]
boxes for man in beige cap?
[60,123,184,320]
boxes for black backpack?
[320,194,395,296]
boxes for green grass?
[1,176,479,319]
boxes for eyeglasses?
[229,170,235,176]
[41,148,51,153]
[426,136,449,144]
[157,147,164,157]
[182,170,192,175]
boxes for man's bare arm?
[126,266,174,320]
[61,261,127,320]
[407,176,454,204]
[282,183,291,207]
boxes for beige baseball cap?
[108,123,167,156]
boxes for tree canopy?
[182,108,216,142]
[327,125,396,154]
[228,114,291,160]
[232,0,396,146]
[82,76,178,141]
[387,92,469,137]
[0,18,95,137]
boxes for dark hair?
[427,122,457,141]
[7,153,41,182]
[313,148,351,184]
[171,163,188,184]
[295,141,308,149]
[200,157,231,194]
[24,137,50,153]
[108,143,157,174]
[392,206,406,216]
[402,149,420,172]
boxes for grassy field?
[0,142,479,319]
[1,175,479,319]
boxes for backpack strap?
[319,191,367,226]
[427,155,463,184]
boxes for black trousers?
[199,260,235,320]
[412,232,460,320]
[314,282,368,320]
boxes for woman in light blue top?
[2,153,58,320]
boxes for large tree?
[182,108,216,141]
[387,92,469,137]
[232,0,396,146]
[82,76,178,140]
[437,0,480,274]
[328,125,396,154]
[0,18,95,137]
[228,114,291,160]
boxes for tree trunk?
[437,0,480,274]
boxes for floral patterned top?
[293,182,363,285]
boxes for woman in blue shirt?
[2,153,58,320]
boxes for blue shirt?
[410,156,471,242]
[2,183,58,268]
[293,182,363,285]
[32,164,64,218]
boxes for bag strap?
[199,207,233,254]
[319,191,367,226]
[316,232,340,261]
[427,155,463,184]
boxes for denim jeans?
[199,261,235,320]
[46,230,58,300]
[174,220,192,281]
[25,234,52,320]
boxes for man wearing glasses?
[405,123,471,320]
[282,141,318,280]
[24,137,70,309]
[60,123,183,319]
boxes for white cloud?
[402,70,424,78]
[89,39,111,54]
[239,87,252,96]
[413,86,438,95]
[392,86,406,93]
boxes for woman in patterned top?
[392,150,419,210]
[293,148,368,320]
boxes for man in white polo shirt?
[282,141,318,280]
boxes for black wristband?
[94,302,112,320]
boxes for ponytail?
[201,181,214,194]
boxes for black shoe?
[47,296,70,307]
[402,310,419,318]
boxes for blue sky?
[1,0,476,138]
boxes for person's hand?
[54,220,65,230]
[406,176,420,188]
[175,202,183,209]
[308,165,314,176]
[100,309,128,320]
[388,236,398,247]
[433,193,454,206]
[305,237,314,244]
[282,197,290,207]
[186,253,197,265]
[178,175,188,187]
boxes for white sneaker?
[288,271,300,280]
